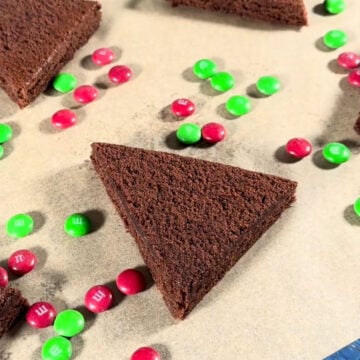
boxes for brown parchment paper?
[1,0,360,359]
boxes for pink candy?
[0,267,9,288]
[171,99,195,117]
[348,69,360,87]
[8,249,37,276]
[116,269,145,295]
[201,122,226,144]
[337,52,360,70]
[73,85,99,104]
[285,137,312,159]
[92,48,115,66]
[131,347,161,360]
[51,109,77,129]
[84,285,113,313]
[108,65,132,84]
[26,302,57,329]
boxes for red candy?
[108,65,132,84]
[26,302,57,329]
[348,69,360,87]
[8,249,37,276]
[337,52,360,70]
[73,85,99,104]
[92,48,115,66]
[84,285,113,313]
[131,347,161,360]
[201,122,226,143]
[51,109,77,129]
[116,269,145,295]
[285,137,312,159]
[0,267,9,288]
[171,99,195,117]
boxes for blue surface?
[324,339,360,360]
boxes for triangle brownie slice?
[91,143,297,319]
[167,0,308,26]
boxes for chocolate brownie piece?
[167,0,308,26]
[354,114,360,135]
[0,0,101,108]
[91,143,297,319]
[0,287,29,337]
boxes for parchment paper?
[1,0,360,359]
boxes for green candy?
[322,142,350,164]
[54,310,85,337]
[323,30,348,49]
[42,336,72,360]
[354,198,360,217]
[53,73,78,93]
[64,213,91,237]
[193,59,217,79]
[0,124,13,143]
[325,0,346,14]
[256,76,280,96]
[6,213,34,238]
[0,145,4,159]
[210,72,235,92]
[226,96,251,116]
[176,123,201,145]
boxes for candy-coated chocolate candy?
[256,76,280,96]
[8,249,37,276]
[92,48,115,66]
[348,69,360,87]
[210,72,235,92]
[84,285,113,313]
[6,213,34,238]
[73,85,98,104]
[54,309,85,337]
[0,267,9,288]
[226,95,251,116]
[52,109,77,130]
[131,347,161,360]
[26,302,57,329]
[0,123,13,143]
[64,213,91,237]
[0,145,4,159]
[201,122,226,144]
[337,52,360,69]
[285,138,312,159]
[116,269,146,295]
[176,123,202,145]
[108,65,132,84]
[171,99,195,117]
[322,142,350,164]
[41,336,72,360]
[325,0,346,14]
[354,198,360,217]
[53,73,78,93]
[193,59,217,79]
[323,30,348,49]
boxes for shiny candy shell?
[285,138,312,159]
[131,347,161,360]
[0,123,13,143]
[201,122,226,143]
[51,109,77,130]
[171,99,195,117]
[354,198,360,217]
[54,309,85,337]
[64,213,91,237]
[210,72,235,92]
[116,269,146,295]
[337,52,360,70]
[73,85,98,104]
[322,142,351,164]
[53,73,77,94]
[92,48,115,66]
[108,65,132,84]
[0,267,9,288]
[323,29,348,49]
[84,285,113,313]
[6,213,34,238]
[8,249,37,276]
[348,69,360,87]
[41,336,72,360]
[26,302,57,329]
